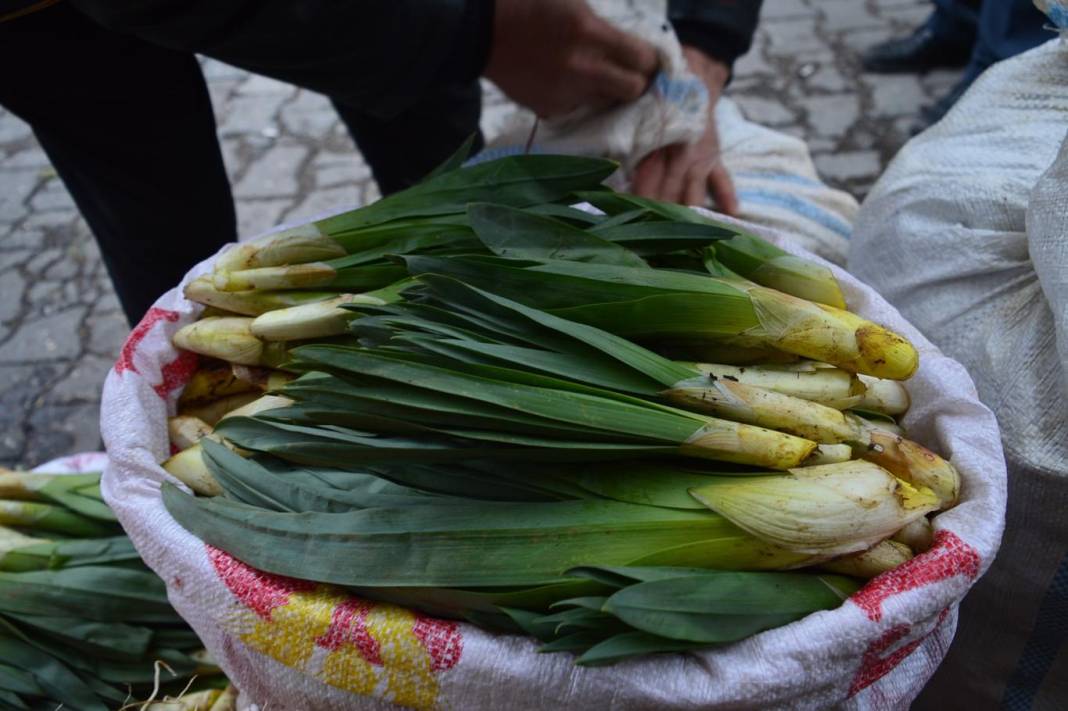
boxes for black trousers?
[0,4,481,325]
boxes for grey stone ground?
[0,0,959,468]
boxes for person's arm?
[633,1,763,212]
[669,0,763,80]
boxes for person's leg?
[973,0,1052,68]
[918,0,1050,128]
[930,0,982,38]
[862,0,980,73]
[331,81,483,196]
[0,4,236,324]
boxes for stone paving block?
[24,247,61,276]
[233,143,308,198]
[219,137,245,179]
[207,79,242,118]
[87,308,130,356]
[0,304,87,363]
[21,209,79,231]
[24,401,103,466]
[0,169,38,223]
[874,0,929,7]
[236,198,295,240]
[280,95,339,139]
[44,250,80,282]
[732,96,799,127]
[802,93,861,137]
[4,148,50,170]
[921,69,965,97]
[238,74,294,97]
[283,185,359,225]
[1,226,44,251]
[813,150,882,183]
[0,363,43,464]
[879,2,933,28]
[818,0,883,31]
[49,354,114,401]
[0,270,24,324]
[315,159,369,189]
[763,18,827,54]
[362,181,382,207]
[201,57,246,81]
[217,94,289,137]
[732,47,774,77]
[0,113,32,144]
[761,0,813,20]
[867,74,928,117]
[29,177,75,212]
[839,26,897,51]
[0,249,32,271]
[801,61,850,93]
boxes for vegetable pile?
[163,151,957,666]
[0,467,233,710]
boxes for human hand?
[485,0,660,118]
[632,46,738,214]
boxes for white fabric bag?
[848,31,1068,708]
[100,211,1004,709]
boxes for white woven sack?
[101,208,1004,710]
[848,32,1068,707]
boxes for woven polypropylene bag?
[100,208,1005,710]
[849,35,1068,707]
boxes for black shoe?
[862,25,972,74]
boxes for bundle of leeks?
[161,151,951,666]
[0,467,232,710]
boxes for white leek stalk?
[213,224,344,272]
[819,540,913,578]
[184,276,335,316]
[213,262,337,292]
[892,516,934,553]
[163,395,293,496]
[172,317,288,367]
[689,361,866,409]
[167,416,212,451]
[858,374,910,415]
[250,293,383,341]
[689,460,941,556]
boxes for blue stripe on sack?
[734,171,825,189]
[736,188,853,239]
[653,73,708,107]
[1002,552,1068,710]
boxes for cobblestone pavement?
[0,0,958,468]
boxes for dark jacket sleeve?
[69,0,494,120]
[669,0,763,70]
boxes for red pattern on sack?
[114,306,199,399]
[851,529,981,622]
[208,546,315,621]
[154,350,199,399]
[412,615,463,672]
[316,598,382,664]
[115,307,182,375]
[848,608,951,696]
